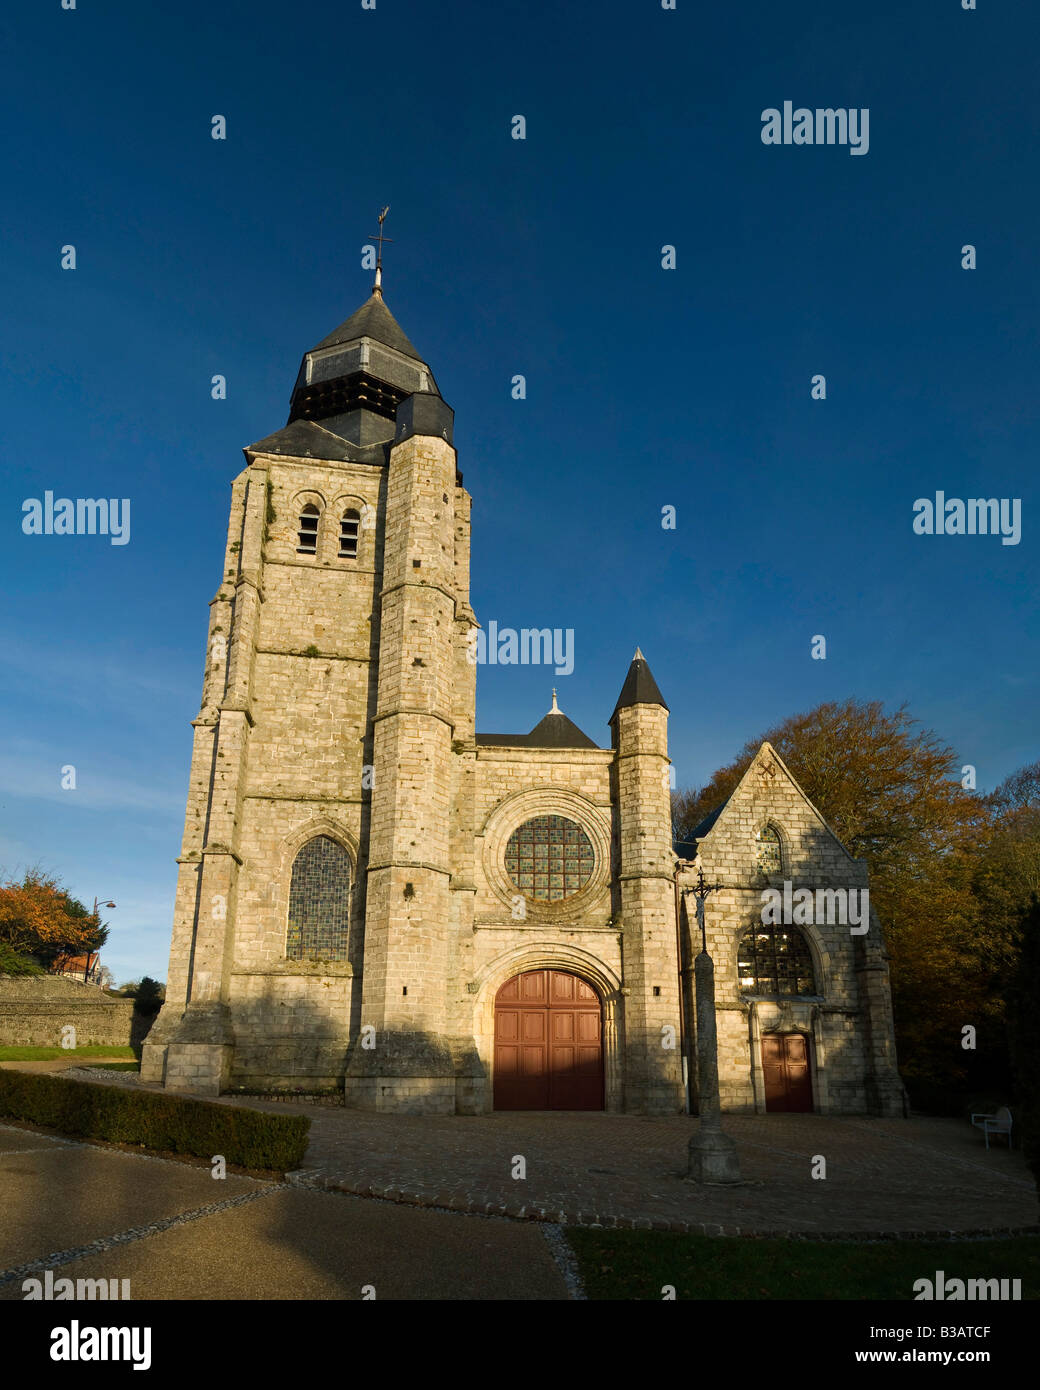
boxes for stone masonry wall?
[0,975,134,1048]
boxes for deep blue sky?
[1,0,1036,982]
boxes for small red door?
[494,969,604,1110]
[761,1033,814,1113]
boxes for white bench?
[970,1106,1013,1150]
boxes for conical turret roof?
[610,647,669,718]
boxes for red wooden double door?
[761,1032,814,1113]
[494,969,604,1110]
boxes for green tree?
[0,941,44,975]
[132,977,165,1017]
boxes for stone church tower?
[143,278,903,1119]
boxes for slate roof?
[690,801,727,838]
[476,712,600,750]
[673,801,729,857]
[611,648,669,718]
[245,419,390,465]
[311,291,423,359]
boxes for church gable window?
[504,814,594,903]
[287,835,351,960]
[755,824,782,874]
[339,508,361,559]
[297,504,320,554]
[738,924,815,997]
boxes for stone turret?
[610,649,684,1113]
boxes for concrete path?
[0,1123,570,1301]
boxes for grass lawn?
[0,1045,137,1061]
[566,1229,1040,1300]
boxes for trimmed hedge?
[0,1070,310,1173]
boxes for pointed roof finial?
[549,688,560,714]
[370,205,393,298]
[633,646,644,661]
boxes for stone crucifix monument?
[686,869,742,1184]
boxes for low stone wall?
[0,974,134,1048]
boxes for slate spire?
[308,291,424,359]
[611,648,669,719]
[283,278,441,449]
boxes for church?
[141,270,905,1119]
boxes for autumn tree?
[0,870,109,972]
[976,760,1040,946]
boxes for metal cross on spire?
[369,205,393,296]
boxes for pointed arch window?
[297,504,320,554]
[738,924,815,997]
[756,824,782,874]
[339,508,361,559]
[287,835,351,960]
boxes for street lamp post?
[87,898,116,984]
[685,869,742,1184]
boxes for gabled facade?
[676,743,905,1117]
[142,284,902,1118]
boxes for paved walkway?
[0,1123,569,1300]
[42,1067,1040,1237]
[10,1061,1040,1239]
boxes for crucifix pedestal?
[685,885,742,1184]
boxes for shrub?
[0,1071,310,1173]
[0,943,44,975]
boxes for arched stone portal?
[493,968,604,1110]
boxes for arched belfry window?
[287,835,351,961]
[755,824,782,874]
[738,924,815,997]
[339,508,361,559]
[297,504,320,554]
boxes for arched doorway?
[494,969,604,1110]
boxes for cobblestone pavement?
[283,1110,1039,1236]
[27,1069,1040,1237]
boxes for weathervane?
[370,205,393,296]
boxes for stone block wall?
[0,975,134,1048]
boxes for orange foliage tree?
[0,870,108,971]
